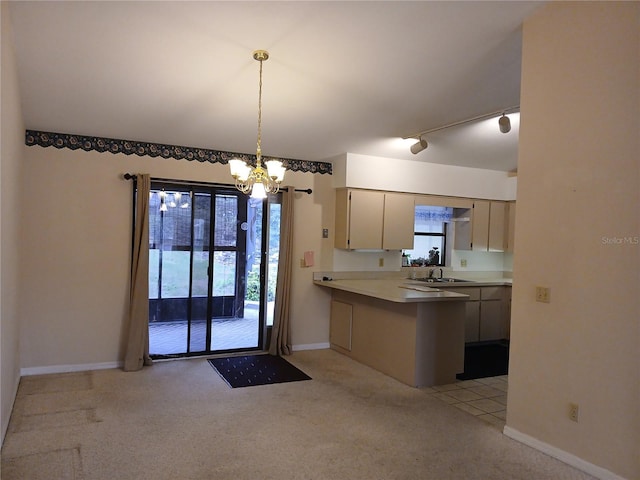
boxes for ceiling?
[8,1,545,172]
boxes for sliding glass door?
[148,182,280,358]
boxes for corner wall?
[1,1,25,444]
[506,3,639,479]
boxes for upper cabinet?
[454,200,510,252]
[472,200,491,251]
[382,193,416,249]
[487,201,507,252]
[335,189,414,250]
[505,201,516,253]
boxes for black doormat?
[456,341,509,380]
[208,354,311,388]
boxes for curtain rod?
[123,173,312,194]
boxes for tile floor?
[424,375,509,429]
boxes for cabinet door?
[471,200,490,251]
[479,300,503,341]
[504,287,512,339]
[334,188,350,249]
[382,193,415,250]
[506,202,516,253]
[464,300,480,343]
[439,287,480,342]
[488,201,507,252]
[335,189,385,249]
[349,190,385,249]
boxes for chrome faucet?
[429,268,444,279]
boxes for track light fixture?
[410,136,428,154]
[404,105,519,153]
[498,113,511,133]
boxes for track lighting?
[404,105,519,153]
[498,113,511,133]
[410,136,428,154]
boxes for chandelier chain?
[228,49,285,198]
[256,57,263,164]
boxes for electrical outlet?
[569,403,579,422]
[460,259,467,267]
[535,286,551,303]
[378,258,384,267]
[322,228,329,239]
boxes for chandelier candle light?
[229,50,286,199]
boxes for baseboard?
[21,361,123,376]
[292,342,330,351]
[18,345,325,373]
[1,371,21,448]
[503,426,627,480]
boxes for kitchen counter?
[316,276,470,387]
[313,278,470,303]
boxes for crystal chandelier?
[229,50,285,199]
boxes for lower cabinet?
[327,289,466,387]
[442,286,510,343]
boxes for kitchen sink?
[414,277,472,283]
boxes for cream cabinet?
[478,286,505,340]
[442,286,509,343]
[505,201,516,253]
[454,200,508,252]
[334,189,414,250]
[488,201,507,252]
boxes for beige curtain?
[124,174,153,371]
[269,187,294,356]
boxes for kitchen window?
[403,206,452,266]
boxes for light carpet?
[1,349,596,480]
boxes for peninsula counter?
[314,279,469,387]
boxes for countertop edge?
[314,279,471,303]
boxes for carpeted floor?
[1,349,596,480]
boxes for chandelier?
[229,50,285,199]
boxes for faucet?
[429,268,444,279]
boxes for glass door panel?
[149,187,194,355]
[265,199,282,326]
[148,183,280,358]
[211,194,256,351]
[189,192,210,353]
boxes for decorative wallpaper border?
[25,130,332,175]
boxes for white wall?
[334,152,516,200]
[1,1,25,444]
[506,3,639,479]
[19,146,334,369]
